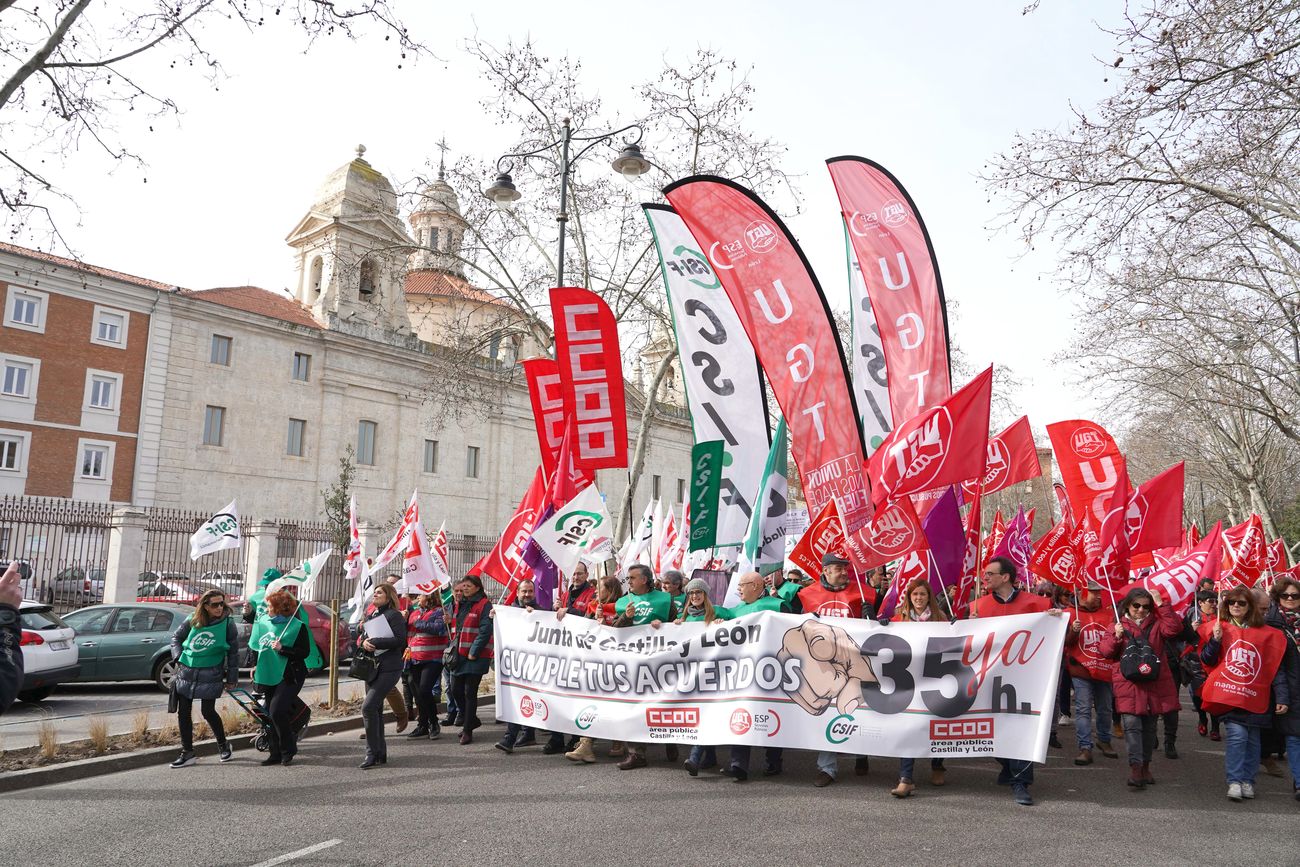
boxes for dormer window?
[358,259,377,296]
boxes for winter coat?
[1265,604,1300,738]
[171,616,239,700]
[362,605,409,677]
[1098,601,1182,716]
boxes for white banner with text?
[494,608,1066,761]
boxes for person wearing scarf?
[1199,586,1291,801]
[1265,577,1300,800]
[251,590,311,766]
[675,578,731,778]
[889,578,951,796]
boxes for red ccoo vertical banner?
[826,157,952,426]
[522,357,566,479]
[664,176,872,530]
[549,287,629,471]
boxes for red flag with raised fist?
[868,366,992,507]
[1222,514,1268,587]
[789,499,846,580]
[825,157,952,425]
[549,287,629,471]
[1048,419,1126,528]
[664,176,872,530]
[961,415,1041,498]
[1126,462,1185,555]
[843,498,928,573]
[522,358,566,479]
[1030,520,1088,588]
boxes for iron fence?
[142,507,253,600]
[0,495,114,611]
[275,521,343,602]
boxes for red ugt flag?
[868,366,993,507]
[961,415,1041,498]
[1126,462,1184,556]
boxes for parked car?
[16,601,80,702]
[60,603,194,691]
[236,600,350,674]
[136,575,231,605]
[197,570,246,600]
[49,566,107,607]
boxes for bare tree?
[1,0,426,248]
[984,0,1300,541]
[415,40,799,538]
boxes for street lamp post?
[484,117,653,286]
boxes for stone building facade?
[0,148,694,538]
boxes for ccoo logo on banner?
[493,607,1066,762]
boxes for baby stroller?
[226,687,311,752]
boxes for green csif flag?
[688,440,725,551]
[741,417,789,574]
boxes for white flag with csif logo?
[190,499,240,560]
[529,483,615,577]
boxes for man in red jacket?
[970,556,1061,806]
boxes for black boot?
[407,725,430,739]
[1164,734,1178,759]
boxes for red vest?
[1067,606,1117,681]
[585,598,619,626]
[406,607,447,663]
[1198,620,1286,715]
[971,589,1051,619]
[451,595,493,660]
[561,583,596,617]
[798,581,865,619]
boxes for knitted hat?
[684,577,709,596]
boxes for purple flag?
[521,505,559,610]
[877,487,965,619]
[992,505,1032,585]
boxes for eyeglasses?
[982,570,1003,578]
[205,600,226,608]
[687,590,706,597]
[1227,600,1249,607]
[1130,603,1151,611]
[1280,593,1300,601]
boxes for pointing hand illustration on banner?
[779,620,877,715]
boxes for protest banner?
[494,607,1066,762]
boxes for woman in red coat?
[1098,587,1181,790]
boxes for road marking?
[250,840,343,866]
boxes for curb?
[0,693,496,795]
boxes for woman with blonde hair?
[889,578,949,795]
[168,588,239,768]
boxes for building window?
[88,374,117,410]
[428,228,440,251]
[357,420,377,465]
[210,334,232,366]
[465,445,480,479]
[1,359,32,398]
[4,287,47,333]
[292,352,311,382]
[423,439,438,474]
[652,475,662,501]
[80,444,109,479]
[203,406,225,446]
[287,418,306,457]
[309,257,323,294]
[91,306,129,348]
[0,435,21,471]
[677,478,686,503]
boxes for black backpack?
[1120,618,1162,683]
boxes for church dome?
[411,176,461,218]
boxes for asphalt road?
[0,676,344,751]
[2,712,1297,866]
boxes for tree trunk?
[615,352,677,542]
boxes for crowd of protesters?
[166,556,1300,807]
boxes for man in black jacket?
[0,561,25,715]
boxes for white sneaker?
[1241,782,1256,799]
[1227,782,1243,801]
[1057,713,1070,726]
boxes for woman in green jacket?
[250,590,312,766]
[168,589,239,768]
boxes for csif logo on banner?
[663,246,719,289]
[556,510,603,547]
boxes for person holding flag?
[358,583,409,769]
[1264,576,1300,800]
[404,591,446,741]
[446,574,493,746]
[242,568,281,623]
[249,590,312,766]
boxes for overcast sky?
[30,0,1126,434]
